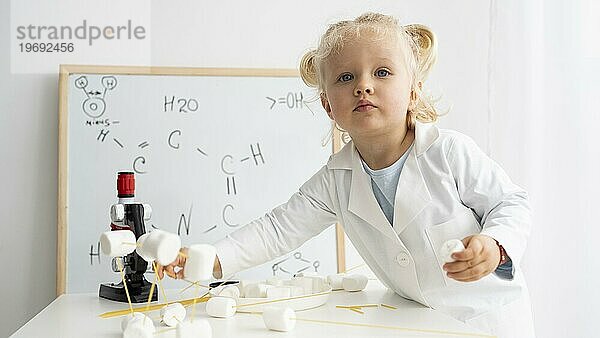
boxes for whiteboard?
[57,65,340,294]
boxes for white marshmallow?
[122,313,155,338]
[184,244,216,282]
[302,275,327,292]
[244,283,271,298]
[327,274,345,290]
[342,274,368,292]
[123,323,153,338]
[120,312,146,331]
[266,276,284,286]
[236,280,257,297]
[155,231,182,266]
[262,306,296,332]
[100,230,136,257]
[439,239,465,263]
[135,233,154,262]
[287,286,304,297]
[176,319,212,338]
[214,285,240,298]
[266,287,291,299]
[291,277,313,295]
[160,303,186,327]
[205,297,236,318]
[136,230,182,265]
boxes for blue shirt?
[360,144,412,226]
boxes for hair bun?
[299,50,319,88]
[404,24,437,80]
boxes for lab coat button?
[395,252,410,267]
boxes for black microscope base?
[99,280,158,303]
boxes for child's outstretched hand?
[156,247,188,280]
[443,234,501,282]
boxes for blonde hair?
[300,12,440,130]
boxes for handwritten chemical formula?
[67,72,334,285]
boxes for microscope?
[99,171,158,303]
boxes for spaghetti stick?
[99,296,211,318]
[293,318,496,338]
[178,279,209,294]
[191,285,199,322]
[179,274,235,296]
[380,303,397,310]
[336,304,379,309]
[235,290,331,309]
[240,313,494,338]
[145,271,158,311]
[117,259,134,314]
[349,308,364,314]
[152,261,169,303]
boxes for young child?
[158,13,534,337]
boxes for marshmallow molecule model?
[99,229,371,335]
[100,230,216,337]
[439,239,466,263]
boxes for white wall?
[2,1,580,336]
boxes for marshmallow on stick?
[122,313,155,338]
[160,303,186,327]
[262,306,296,332]
[135,230,181,265]
[205,297,236,318]
[99,230,136,257]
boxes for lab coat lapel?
[393,122,438,233]
[393,150,432,233]
[347,147,400,242]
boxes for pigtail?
[404,24,437,81]
[299,50,319,88]
[404,24,441,129]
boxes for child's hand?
[442,235,500,282]
[156,247,188,280]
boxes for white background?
[1,0,596,337]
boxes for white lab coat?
[215,122,535,337]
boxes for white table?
[11,283,490,337]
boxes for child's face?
[321,32,413,140]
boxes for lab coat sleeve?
[214,165,338,277]
[447,133,531,274]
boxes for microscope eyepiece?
[117,172,135,198]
